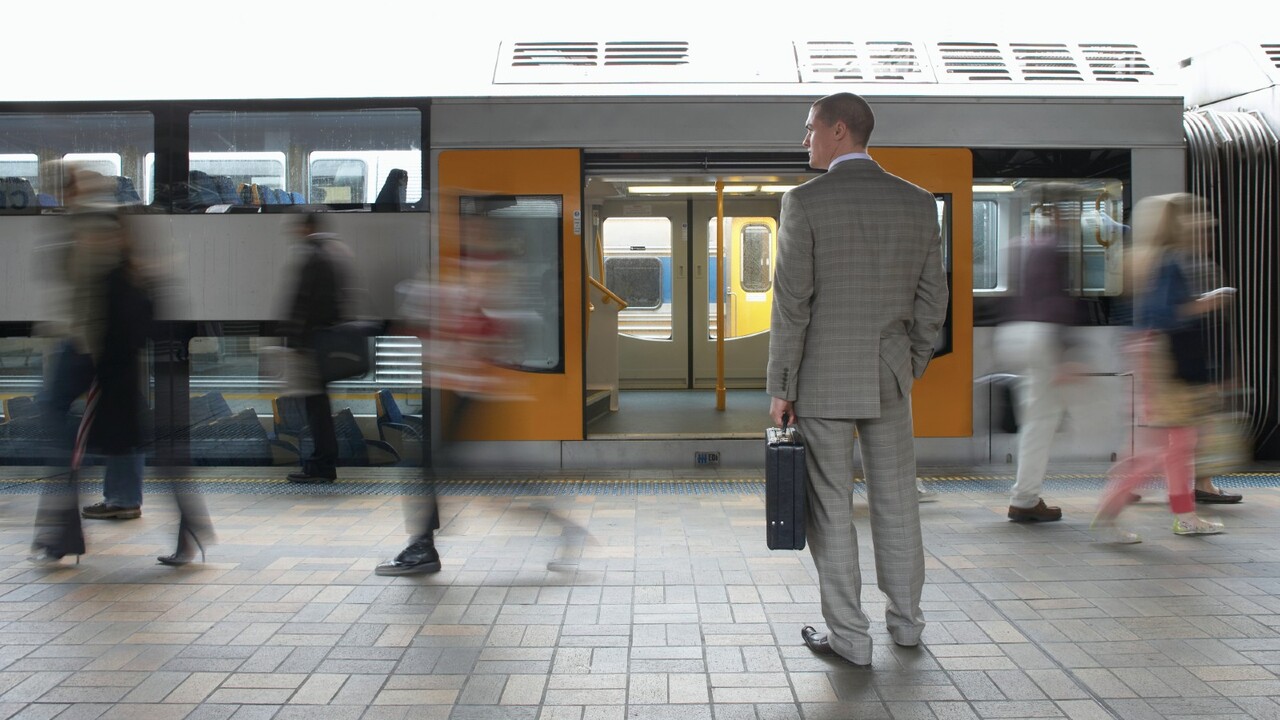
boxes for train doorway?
[584,149,974,442]
[588,184,803,392]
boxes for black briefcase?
[313,321,379,383]
[765,424,808,550]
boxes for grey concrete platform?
[1,466,1278,720]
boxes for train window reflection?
[0,111,153,210]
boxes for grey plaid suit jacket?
[767,158,948,419]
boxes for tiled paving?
[1,466,1278,720]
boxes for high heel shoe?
[157,528,206,566]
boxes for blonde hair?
[1129,193,1205,297]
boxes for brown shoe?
[1008,499,1062,522]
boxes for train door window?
[459,195,564,372]
[740,224,772,293]
[602,217,673,340]
[972,198,1001,290]
[705,216,778,340]
[189,109,422,211]
[0,111,153,210]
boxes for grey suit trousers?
[796,358,926,664]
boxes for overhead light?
[627,185,760,195]
[760,185,799,193]
[973,184,1015,193]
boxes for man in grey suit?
[768,92,948,666]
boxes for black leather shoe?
[375,540,442,576]
[1196,488,1243,504]
[1008,499,1062,522]
[801,626,869,666]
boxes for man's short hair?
[813,93,875,147]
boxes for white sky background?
[5,0,1276,100]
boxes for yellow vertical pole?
[715,179,726,411]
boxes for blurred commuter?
[376,236,519,576]
[996,186,1087,522]
[281,212,354,483]
[768,93,948,666]
[31,168,147,562]
[1094,194,1228,542]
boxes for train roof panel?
[1,38,1186,104]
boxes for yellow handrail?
[715,179,726,411]
[587,276,629,310]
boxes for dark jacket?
[284,234,347,348]
[88,262,154,453]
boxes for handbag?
[313,320,379,383]
[1197,412,1250,478]
[1166,320,1211,384]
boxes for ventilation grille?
[934,42,1154,83]
[604,41,689,66]
[498,41,693,83]
[497,40,1162,85]
[1264,43,1280,70]
[797,41,933,82]
[511,42,599,67]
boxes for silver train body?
[4,38,1258,469]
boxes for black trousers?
[304,392,338,474]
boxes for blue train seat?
[375,389,423,466]
[113,176,142,204]
[273,396,400,467]
[213,176,241,204]
[189,408,273,466]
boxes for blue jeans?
[103,453,145,508]
[36,340,95,465]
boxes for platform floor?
[1,466,1279,720]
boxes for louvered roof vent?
[1263,43,1280,70]
[497,40,692,83]
[797,41,933,82]
[932,42,1154,83]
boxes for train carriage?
[0,38,1195,468]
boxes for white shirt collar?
[828,151,873,170]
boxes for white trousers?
[995,321,1066,509]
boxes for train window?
[974,178,1125,297]
[740,224,772,293]
[459,195,564,373]
[189,109,422,211]
[602,217,674,341]
[605,257,664,310]
[311,151,422,207]
[973,199,1001,290]
[0,111,153,210]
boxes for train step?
[585,388,613,426]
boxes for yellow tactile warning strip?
[1,471,1276,495]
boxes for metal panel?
[432,97,1186,150]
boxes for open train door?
[437,149,584,441]
[878,148,973,437]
